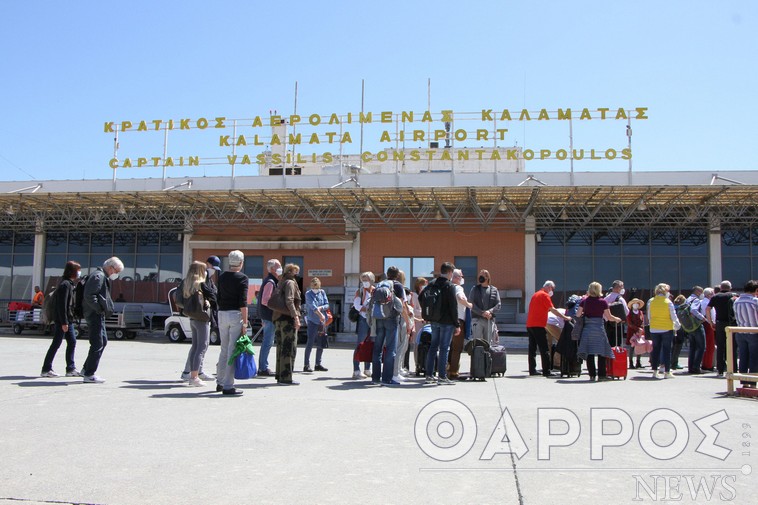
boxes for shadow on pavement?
[120,380,188,390]
[15,380,72,387]
[0,375,39,381]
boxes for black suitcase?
[470,345,492,381]
[490,344,507,376]
[556,321,582,377]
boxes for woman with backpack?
[41,261,82,377]
[351,271,375,379]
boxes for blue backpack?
[371,280,402,319]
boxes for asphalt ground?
[0,330,755,505]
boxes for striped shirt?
[733,294,758,330]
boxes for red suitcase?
[607,346,628,379]
[606,323,628,379]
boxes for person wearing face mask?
[647,283,681,379]
[469,269,502,345]
[81,256,124,383]
[256,258,282,377]
[527,280,571,378]
[626,298,646,369]
[352,272,375,379]
[700,287,716,371]
[605,280,629,349]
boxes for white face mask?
[547,290,554,297]
[632,304,640,310]
[362,281,371,289]
[459,278,464,286]
[699,294,704,300]
[275,267,283,276]
[76,271,82,279]
[619,288,626,295]
[207,268,215,277]
[108,272,120,281]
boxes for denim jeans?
[304,319,324,367]
[427,323,455,379]
[82,313,108,377]
[372,317,398,383]
[42,322,77,373]
[687,325,706,372]
[735,333,758,385]
[354,316,371,372]
[187,320,210,372]
[217,310,243,389]
[258,319,275,372]
[650,330,674,372]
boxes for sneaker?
[654,370,662,379]
[352,370,363,380]
[399,368,410,377]
[276,381,300,386]
[382,380,401,386]
[314,364,328,372]
[83,375,105,383]
[258,369,275,377]
[361,371,369,378]
[303,365,313,373]
[438,377,456,385]
[180,372,190,380]
[424,376,437,385]
[392,375,402,383]
[222,388,243,396]
[65,369,83,377]
[188,377,204,387]
[665,371,675,379]
[40,370,59,378]
[198,372,215,381]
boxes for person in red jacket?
[626,298,645,369]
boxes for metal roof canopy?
[0,171,755,233]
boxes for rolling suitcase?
[415,341,432,376]
[470,345,492,381]
[489,344,507,376]
[606,323,628,380]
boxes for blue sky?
[1,0,756,182]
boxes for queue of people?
[36,253,758,390]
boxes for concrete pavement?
[0,330,755,505]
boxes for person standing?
[392,270,413,381]
[710,280,737,377]
[304,277,329,372]
[216,250,248,396]
[648,283,681,379]
[577,282,623,381]
[447,269,472,380]
[180,261,217,387]
[180,256,219,381]
[41,261,82,378]
[626,298,646,369]
[604,280,629,349]
[81,257,124,383]
[685,286,707,374]
[470,269,501,345]
[257,259,281,376]
[352,272,375,379]
[369,266,404,386]
[527,280,571,377]
[701,287,716,371]
[423,262,459,386]
[732,280,758,388]
[273,263,302,385]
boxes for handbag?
[183,290,210,322]
[266,282,290,314]
[354,336,374,362]
[571,316,585,341]
[234,351,257,379]
[323,308,334,328]
[348,306,360,323]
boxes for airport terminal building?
[1,114,757,330]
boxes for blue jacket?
[305,289,329,324]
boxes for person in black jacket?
[424,262,460,385]
[41,261,82,377]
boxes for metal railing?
[725,326,758,396]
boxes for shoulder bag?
[184,289,211,322]
[571,316,585,341]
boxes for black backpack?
[42,288,57,323]
[73,275,89,320]
[419,281,445,322]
